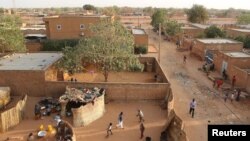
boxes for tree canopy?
[187,5,208,23]
[204,25,225,38]
[163,20,182,36]
[234,36,250,49]
[57,20,143,82]
[83,4,96,11]
[0,15,26,53]
[237,13,250,24]
[151,9,166,30]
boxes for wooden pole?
[158,23,161,63]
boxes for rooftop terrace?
[224,52,250,58]
[190,23,210,29]
[132,28,146,35]
[197,38,240,44]
[231,28,250,33]
[0,53,63,71]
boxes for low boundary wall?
[71,94,105,127]
[45,82,170,100]
[0,95,27,132]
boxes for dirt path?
[145,28,250,141]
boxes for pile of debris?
[59,86,105,104]
[34,97,61,119]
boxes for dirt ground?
[144,26,250,141]
[75,101,167,141]
[0,100,167,141]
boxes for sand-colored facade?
[213,51,250,91]
[227,28,250,38]
[191,38,243,60]
[43,15,111,39]
[132,28,148,47]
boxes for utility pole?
[158,23,161,63]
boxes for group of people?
[106,109,145,139]
[69,78,77,82]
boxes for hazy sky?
[0,0,249,9]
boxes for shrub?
[42,39,79,51]
[234,36,250,49]
[134,45,148,54]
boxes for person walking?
[140,122,145,139]
[232,75,236,89]
[189,98,196,118]
[230,90,236,102]
[183,55,187,64]
[236,89,241,101]
[137,109,144,122]
[116,112,124,129]
[224,91,229,102]
[106,123,113,137]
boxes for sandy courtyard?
[75,100,167,141]
[0,100,168,141]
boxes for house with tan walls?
[227,28,250,38]
[191,38,243,61]
[213,51,250,92]
[43,15,111,39]
[132,28,148,48]
[0,53,63,96]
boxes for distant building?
[213,51,250,92]
[43,15,111,39]
[120,16,151,27]
[181,26,202,38]
[132,28,148,48]
[24,34,47,52]
[227,28,250,38]
[21,26,46,35]
[0,53,63,96]
[192,38,243,61]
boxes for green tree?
[187,4,208,23]
[83,4,96,11]
[0,8,4,14]
[237,13,250,24]
[101,6,120,16]
[163,20,182,36]
[151,9,166,30]
[204,25,225,38]
[143,7,155,16]
[57,20,144,82]
[234,36,250,49]
[0,15,26,53]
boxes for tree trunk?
[103,65,109,82]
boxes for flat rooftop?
[237,24,250,29]
[244,69,250,73]
[181,26,197,29]
[25,34,47,38]
[231,28,250,33]
[132,28,146,35]
[20,27,46,30]
[224,52,250,58]
[44,15,109,20]
[197,38,240,44]
[190,23,210,29]
[0,53,63,71]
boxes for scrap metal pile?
[59,86,105,103]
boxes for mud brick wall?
[71,94,105,127]
[0,95,27,132]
